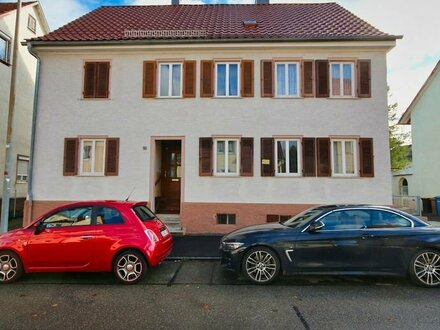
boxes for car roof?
[313,204,407,213]
[56,200,147,208]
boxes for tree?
[388,90,410,170]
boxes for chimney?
[256,0,269,4]
[172,0,179,5]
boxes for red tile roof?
[0,1,36,16]
[30,3,399,44]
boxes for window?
[275,139,301,176]
[27,15,36,33]
[214,139,239,175]
[275,62,300,97]
[83,61,110,98]
[16,155,29,183]
[215,63,239,97]
[159,63,182,97]
[370,210,412,228]
[217,214,236,225]
[400,178,409,196]
[330,62,354,97]
[332,139,357,176]
[267,214,292,223]
[0,32,11,64]
[43,207,93,228]
[95,207,124,225]
[80,139,106,176]
[320,210,370,230]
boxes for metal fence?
[392,195,422,216]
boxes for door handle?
[361,234,374,239]
[80,235,94,240]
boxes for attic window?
[243,20,258,28]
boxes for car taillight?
[144,229,159,243]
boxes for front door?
[158,141,181,214]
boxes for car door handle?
[361,234,374,239]
[80,235,94,240]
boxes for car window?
[320,210,370,230]
[282,208,324,228]
[95,207,124,225]
[369,210,411,228]
[43,207,92,228]
[132,205,156,221]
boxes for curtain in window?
[216,141,225,173]
[172,64,181,96]
[160,65,170,96]
[343,64,352,96]
[228,141,237,173]
[288,140,298,173]
[288,64,297,96]
[333,141,343,174]
[277,141,286,173]
[217,64,226,96]
[82,141,92,173]
[95,141,105,173]
[276,64,286,96]
[229,64,238,96]
[331,64,340,96]
[344,141,355,174]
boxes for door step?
[156,214,183,235]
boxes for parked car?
[220,205,440,287]
[0,201,172,284]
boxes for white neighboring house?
[0,1,49,217]
[399,61,440,212]
[26,3,399,234]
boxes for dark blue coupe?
[220,205,440,287]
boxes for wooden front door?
[159,141,181,214]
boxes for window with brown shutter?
[240,137,254,176]
[315,60,329,98]
[302,60,314,97]
[359,138,374,177]
[105,138,119,176]
[261,60,274,97]
[261,138,274,176]
[357,60,371,98]
[200,60,214,97]
[83,62,110,98]
[302,138,316,177]
[241,60,254,97]
[317,138,331,176]
[183,60,196,98]
[199,137,213,176]
[63,138,78,176]
[143,61,156,98]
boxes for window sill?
[273,96,303,99]
[331,175,359,178]
[275,174,302,177]
[156,96,183,99]
[78,174,105,177]
[212,96,242,99]
[328,96,358,100]
[80,97,111,101]
[0,59,11,66]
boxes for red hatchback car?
[0,201,173,284]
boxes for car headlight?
[222,241,244,251]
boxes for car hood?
[223,223,287,240]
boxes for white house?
[0,1,49,217]
[25,2,399,234]
[399,61,440,213]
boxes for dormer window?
[243,20,257,28]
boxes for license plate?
[161,228,169,237]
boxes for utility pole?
[1,0,22,233]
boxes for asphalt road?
[1,260,439,330]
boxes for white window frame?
[274,62,300,97]
[214,138,240,176]
[16,155,29,183]
[27,14,36,33]
[79,139,106,176]
[0,32,11,64]
[158,62,183,98]
[215,62,240,98]
[275,139,302,176]
[217,213,236,225]
[331,139,358,177]
[330,62,355,98]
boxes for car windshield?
[132,205,156,221]
[281,207,324,228]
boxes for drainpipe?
[25,42,41,226]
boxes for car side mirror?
[34,222,46,235]
[308,220,325,232]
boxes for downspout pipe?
[25,42,41,225]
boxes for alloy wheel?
[115,253,144,283]
[413,251,440,286]
[0,253,21,283]
[244,249,279,283]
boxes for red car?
[0,201,173,284]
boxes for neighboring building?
[399,61,440,211]
[26,3,399,234]
[0,1,49,217]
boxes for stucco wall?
[31,43,392,208]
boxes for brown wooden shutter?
[357,60,371,98]
[63,138,78,176]
[315,60,329,98]
[96,62,110,98]
[143,61,156,98]
[302,138,316,177]
[261,60,273,97]
[302,60,314,97]
[240,137,254,176]
[105,138,119,176]
[199,137,213,176]
[261,137,274,176]
[183,60,196,98]
[359,138,374,177]
[317,138,331,177]
[200,60,214,97]
[241,60,254,97]
[83,62,96,98]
